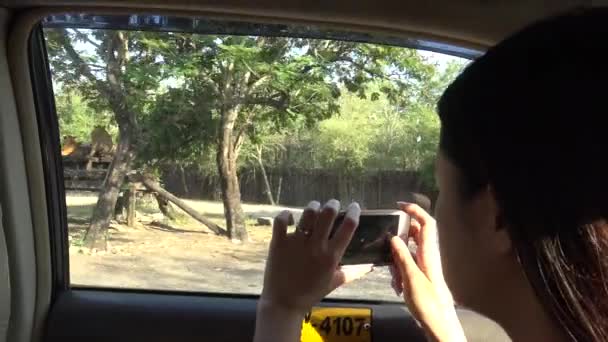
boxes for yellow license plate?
[301,307,372,342]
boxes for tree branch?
[230,92,288,110]
[87,63,106,70]
[335,56,384,79]
[71,29,102,49]
[234,131,245,157]
[57,29,113,99]
[248,75,270,93]
[232,110,257,154]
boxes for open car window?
[41,13,469,302]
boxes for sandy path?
[68,193,400,302]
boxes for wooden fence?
[161,166,435,209]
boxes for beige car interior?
[0,0,604,341]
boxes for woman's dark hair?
[438,9,608,342]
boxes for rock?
[257,217,273,226]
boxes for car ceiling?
[0,0,605,50]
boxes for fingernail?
[345,202,361,219]
[397,201,411,208]
[278,210,292,224]
[347,202,360,210]
[325,199,340,212]
[307,201,321,210]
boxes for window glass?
[43,15,467,301]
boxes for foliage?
[48,27,466,194]
[55,89,117,142]
[310,91,374,173]
[299,87,442,187]
[136,35,441,162]
[45,29,166,117]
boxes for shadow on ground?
[147,221,211,234]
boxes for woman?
[254,9,608,342]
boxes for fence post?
[127,183,136,227]
[377,173,382,208]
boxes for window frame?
[32,11,479,300]
[29,24,70,299]
[41,13,482,59]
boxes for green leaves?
[55,90,117,141]
[46,26,465,188]
[290,85,444,187]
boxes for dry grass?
[67,191,397,301]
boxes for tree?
[49,27,449,243]
[241,127,288,205]
[145,35,437,241]
[46,28,165,249]
[295,81,444,192]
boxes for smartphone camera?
[331,210,410,266]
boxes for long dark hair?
[438,9,608,341]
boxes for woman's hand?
[390,202,466,342]
[254,200,373,342]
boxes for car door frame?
[6,7,483,342]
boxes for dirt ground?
[67,192,399,302]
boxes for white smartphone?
[330,210,410,266]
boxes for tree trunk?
[71,30,135,251]
[154,192,176,220]
[179,165,189,196]
[217,108,249,242]
[276,176,282,205]
[255,146,275,205]
[135,174,227,235]
[338,172,349,204]
[114,191,126,221]
[84,131,134,250]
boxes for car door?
[0,5,510,342]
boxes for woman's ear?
[472,185,512,256]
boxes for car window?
[42,14,468,301]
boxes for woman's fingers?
[399,202,436,248]
[272,210,293,244]
[391,205,464,340]
[297,201,321,236]
[398,202,431,227]
[397,202,453,307]
[391,235,426,297]
[408,219,422,241]
[312,199,340,243]
[398,203,441,276]
[329,264,374,290]
[329,202,361,255]
[389,264,403,296]
[300,201,321,226]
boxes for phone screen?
[331,213,403,265]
